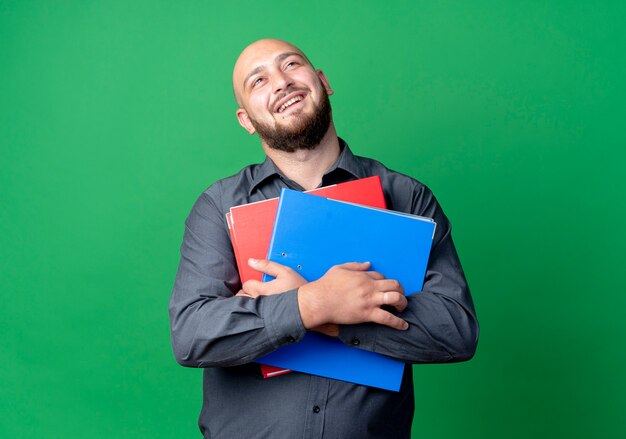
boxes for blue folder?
[258,189,436,391]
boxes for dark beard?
[249,88,332,153]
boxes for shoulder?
[351,153,433,214]
[186,162,263,227]
[197,162,263,213]
[352,152,426,188]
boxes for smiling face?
[233,39,334,152]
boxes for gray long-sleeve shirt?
[169,140,479,438]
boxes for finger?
[248,258,291,278]
[376,279,405,295]
[379,291,407,312]
[235,291,255,298]
[365,271,385,280]
[370,308,409,330]
[242,279,263,297]
[336,261,371,271]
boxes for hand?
[297,262,408,331]
[311,323,339,337]
[236,258,307,298]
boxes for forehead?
[233,40,308,89]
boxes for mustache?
[270,86,310,109]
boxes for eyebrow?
[242,51,304,89]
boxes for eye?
[252,77,264,87]
[285,60,300,69]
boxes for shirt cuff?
[260,288,306,349]
[337,323,379,351]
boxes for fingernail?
[402,322,409,330]
[248,258,258,266]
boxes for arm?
[248,247,475,364]
[336,185,479,363]
[241,258,408,336]
[247,184,478,363]
[168,189,307,368]
[232,184,478,364]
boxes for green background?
[1,1,625,437]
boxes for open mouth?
[275,93,306,114]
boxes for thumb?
[242,279,264,296]
[248,258,287,278]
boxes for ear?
[316,70,334,96]
[236,108,256,135]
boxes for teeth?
[278,95,303,113]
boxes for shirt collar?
[248,138,367,195]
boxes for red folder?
[227,176,387,378]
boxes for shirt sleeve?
[169,187,306,368]
[337,184,479,363]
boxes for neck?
[261,124,340,191]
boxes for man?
[170,38,478,438]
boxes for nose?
[271,70,293,94]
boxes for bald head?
[232,39,313,107]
